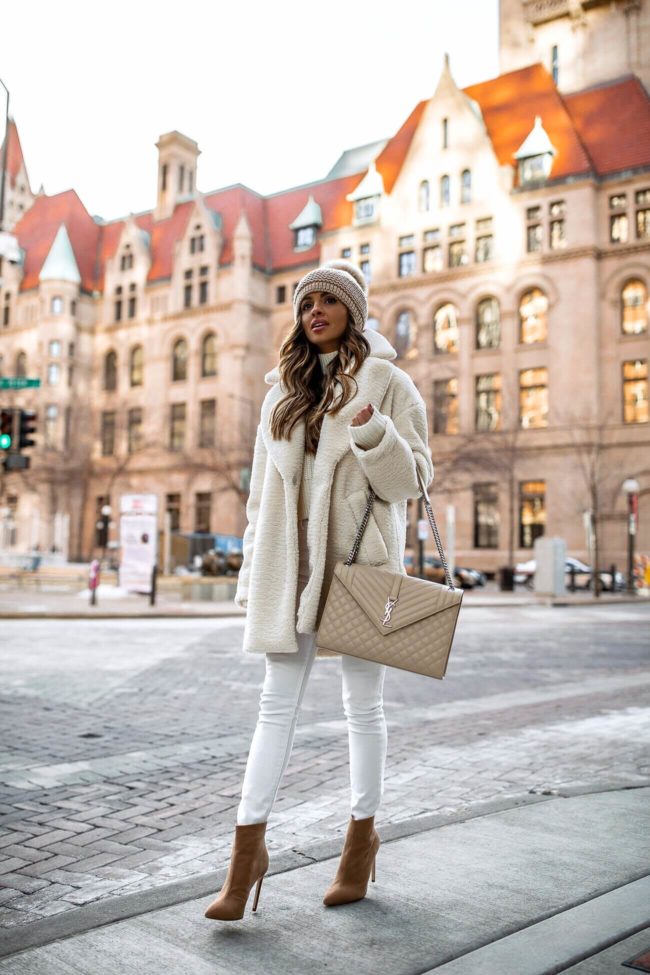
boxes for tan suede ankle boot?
[323,815,380,907]
[204,821,269,921]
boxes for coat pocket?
[344,489,389,565]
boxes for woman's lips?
[312,322,328,331]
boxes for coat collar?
[260,328,397,484]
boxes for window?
[276,285,286,304]
[476,297,500,349]
[519,481,546,548]
[184,282,192,309]
[423,245,443,273]
[51,295,64,315]
[130,345,143,387]
[549,199,566,249]
[2,293,10,327]
[71,300,77,317]
[101,411,116,456]
[195,492,212,533]
[341,247,352,258]
[114,286,122,322]
[475,374,502,431]
[440,175,450,208]
[128,283,136,319]
[449,238,467,267]
[475,217,493,263]
[526,206,542,253]
[172,339,188,382]
[68,342,75,358]
[551,44,559,84]
[433,303,459,354]
[166,493,181,532]
[398,250,416,277]
[394,311,412,359]
[461,169,472,205]
[190,231,205,254]
[519,288,548,344]
[128,407,143,453]
[170,402,186,450]
[519,368,549,428]
[623,359,649,423]
[45,404,58,449]
[621,279,648,335]
[120,248,133,271]
[201,333,217,377]
[295,226,316,248]
[418,180,430,212]
[199,399,216,447]
[360,260,371,281]
[610,194,627,210]
[355,198,377,222]
[104,350,117,391]
[442,117,449,149]
[49,340,61,357]
[360,243,370,255]
[47,363,60,386]
[474,483,499,548]
[636,202,650,240]
[199,266,209,305]
[15,351,27,377]
[610,213,629,244]
[399,235,415,248]
[433,378,459,434]
[161,163,168,191]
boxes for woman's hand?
[351,403,374,427]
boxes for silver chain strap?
[345,467,455,590]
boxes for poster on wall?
[119,494,158,593]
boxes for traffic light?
[0,409,13,451]
[18,410,37,450]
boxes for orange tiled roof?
[11,63,650,294]
[1,118,30,190]
[464,63,593,181]
[563,75,650,176]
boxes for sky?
[1,0,500,222]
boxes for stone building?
[0,0,649,573]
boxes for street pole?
[623,478,640,595]
[417,496,425,578]
[0,79,9,232]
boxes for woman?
[204,259,433,921]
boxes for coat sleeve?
[347,397,434,504]
[234,423,267,609]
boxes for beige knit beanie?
[293,259,368,332]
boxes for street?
[1,603,649,929]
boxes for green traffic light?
[0,433,11,450]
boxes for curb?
[2,779,648,961]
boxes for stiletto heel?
[252,873,264,912]
[323,815,381,906]
[371,856,376,883]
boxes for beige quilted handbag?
[316,468,463,679]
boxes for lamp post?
[622,478,640,595]
[100,503,112,563]
[0,78,9,232]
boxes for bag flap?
[332,562,462,637]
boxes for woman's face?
[300,291,349,353]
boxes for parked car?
[404,553,479,589]
[514,557,624,591]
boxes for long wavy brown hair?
[270,313,371,454]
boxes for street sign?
[2,454,29,471]
[0,377,41,389]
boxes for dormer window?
[289,194,323,250]
[120,246,133,271]
[346,162,384,227]
[514,116,557,187]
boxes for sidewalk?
[0,586,647,618]
[2,784,648,974]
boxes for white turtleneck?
[297,349,387,520]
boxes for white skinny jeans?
[237,517,388,824]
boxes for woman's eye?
[325,296,336,304]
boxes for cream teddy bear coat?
[234,327,435,658]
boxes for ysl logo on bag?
[381,596,398,627]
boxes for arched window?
[172,338,188,382]
[104,350,117,391]
[201,333,217,377]
[130,345,143,387]
[476,297,501,349]
[51,295,64,315]
[440,175,450,208]
[461,169,472,204]
[433,303,459,354]
[418,180,430,213]
[15,351,27,378]
[621,279,649,335]
[519,288,548,344]
[394,311,412,359]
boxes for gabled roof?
[1,118,31,191]
[562,75,650,176]
[374,99,429,193]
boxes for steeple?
[39,225,81,284]
[154,131,200,221]
[0,117,35,231]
